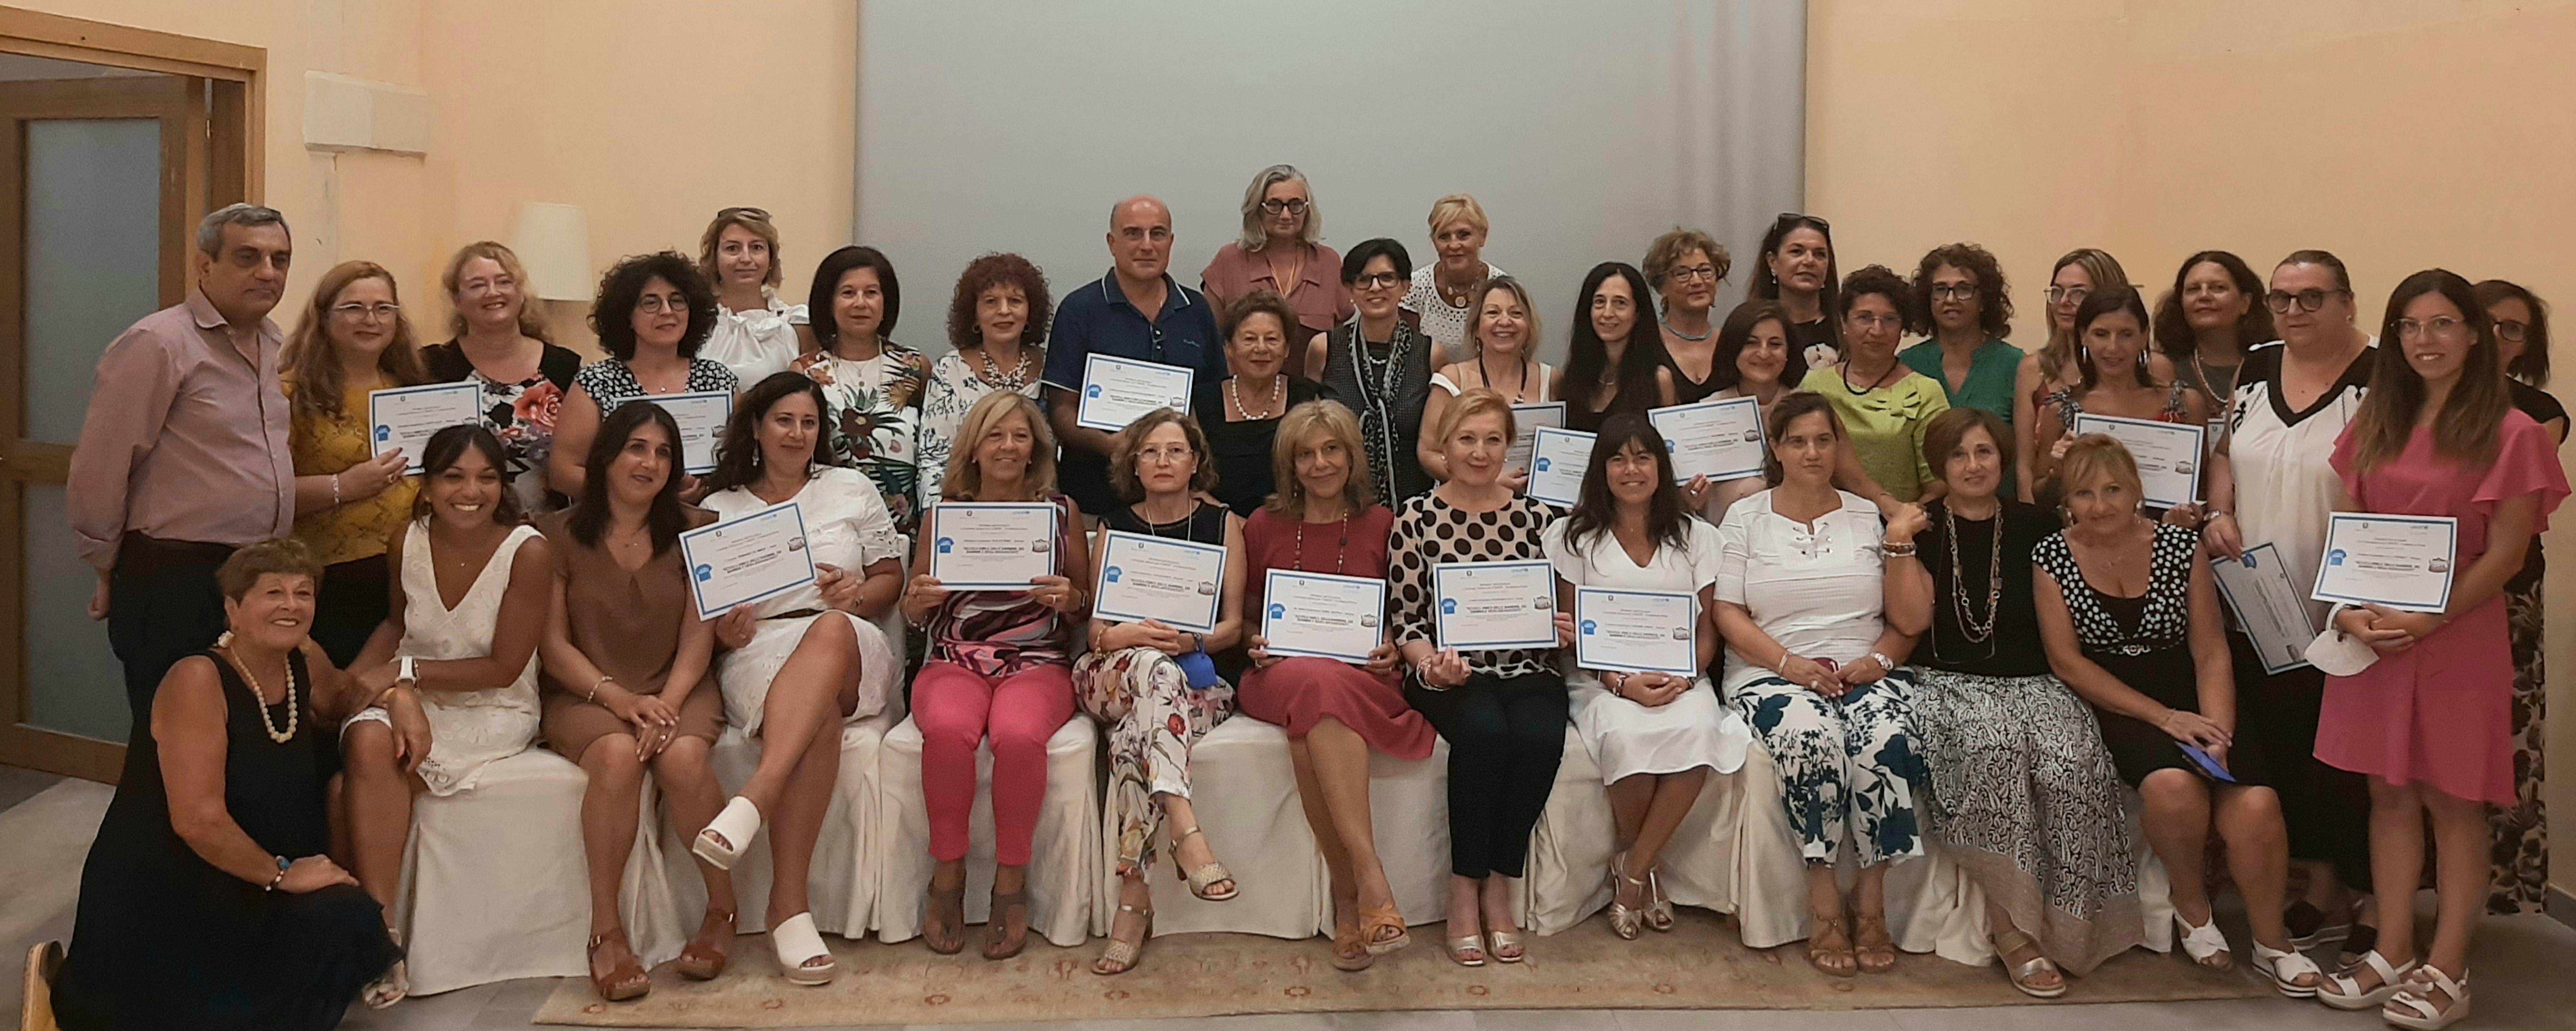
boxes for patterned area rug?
[532,909,2268,1026]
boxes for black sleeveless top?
[1195,376,1324,517]
[1319,320,1435,505]
[1103,499,1229,547]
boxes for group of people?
[44,162,2565,1031]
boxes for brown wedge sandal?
[675,908,736,980]
[586,929,650,1002]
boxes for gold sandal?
[1447,933,1488,967]
[1171,825,1238,901]
[1644,868,1675,932]
[1485,928,1526,964]
[1994,928,2066,999]
[1092,902,1153,976]
[1854,912,1897,974]
[1606,852,1646,941]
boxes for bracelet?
[1190,631,1206,653]
[330,472,342,507]
[1881,541,1917,558]
[587,674,615,704]
[396,655,417,685]
[1868,650,1895,673]
[265,854,289,892]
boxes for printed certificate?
[1094,530,1226,634]
[1507,402,1567,471]
[1574,587,1699,676]
[926,502,1058,590]
[368,382,483,474]
[2073,413,2203,509]
[2311,512,2457,614]
[1261,569,1385,663]
[1432,559,1559,651]
[1648,395,1768,482]
[2211,543,2317,674]
[1525,427,1596,507]
[1076,353,1194,432]
[679,499,816,622]
[644,391,733,475]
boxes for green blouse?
[1798,365,1951,502]
[1898,337,2024,424]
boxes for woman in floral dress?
[921,253,1049,504]
[795,245,926,534]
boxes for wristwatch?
[1868,651,1896,673]
[396,655,418,685]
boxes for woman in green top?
[1800,265,1951,504]
[1899,243,2023,424]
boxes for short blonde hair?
[1426,192,1488,238]
[1265,400,1378,514]
[2057,433,2145,502]
[1238,164,1322,251]
[940,390,1057,502]
[697,207,783,290]
[1436,387,1518,446]
[440,241,554,343]
[1108,408,1217,503]
[1463,275,1541,357]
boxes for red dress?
[1234,504,1435,758]
[2318,412,2567,804]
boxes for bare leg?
[1477,873,1523,959]
[1850,861,1896,972]
[1288,736,1355,906]
[2367,777,2428,968]
[1305,718,1396,919]
[2421,788,2487,978]
[577,734,647,980]
[1605,774,1653,853]
[2214,785,2294,947]
[1806,863,1854,975]
[2138,769,2217,925]
[1445,874,1485,962]
[340,722,418,917]
[763,708,841,924]
[1629,768,1707,883]
[734,617,854,819]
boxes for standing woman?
[1543,416,1740,941]
[1713,392,1922,978]
[2028,286,2207,495]
[2311,271,2566,1024]
[901,391,1091,960]
[1420,277,1552,487]
[1644,228,1731,404]
[1402,193,1506,362]
[1799,265,1953,505]
[1238,401,1429,971]
[697,207,811,387]
[279,260,427,665]
[1899,243,2022,423]
[535,403,731,1002]
[550,252,738,499]
[1749,213,1838,372]
[2472,278,2560,914]
[920,252,1049,506]
[1882,408,2138,996]
[1313,238,1436,506]
[691,373,907,986]
[426,242,584,514]
[1200,292,1323,516]
[1200,164,1351,375]
[795,245,927,534]
[1075,409,1250,975]
[1387,389,1570,966]
[1687,300,1799,525]
[1557,262,1679,432]
[2012,248,2130,502]
[2152,251,2272,431]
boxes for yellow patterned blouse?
[286,380,417,566]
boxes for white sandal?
[770,912,836,986]
[2319,949,2418,1011]
[2251,940,2321,998]
[2174,912,2232,970]
[2382,964,2469,1030]
[693,796,762,871]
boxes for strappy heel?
[692,796,762,871]
[1171,825,1238,901]
[1360,900,1411,955]
[1993,928,2066,999]
[2174,911,2234,970]
[1808,913,1857,977]
[1093,901,1155,976]
[1852,912,1896,974]
[771,912,837,986]
[1644,868,1675,932]
[586,929,649,1002]
[1605,852,1646,941]
[675,908,735,980]
[982,889,1030,960]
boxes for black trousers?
[311,556,391,670]
[104,535,233,747]
[1407,670,1568,879]
[2231,631,2373,893]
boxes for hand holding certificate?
[369,382,484,473]
[645,391,733,475]
[1506,402,1567,471]
[1575,587,1699,676]
[2072,413,2203,509]
[2210,542,2316,674]
[1261,570,1385,663]
[679,500,817,621]
[1077,353,1195,432]
[2311,512,2457,614]
[1649,396,1767,483]
[1094,530,1227,634]
[1432,559,1560,650]
[1525,427,1595,507]
[926,502,1059,590]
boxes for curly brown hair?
[946,252,1051,353]
[1108,408,1218,503]
[1907,242,2013,339]
[1641,227,1730,299]
[1220,289,1297,341]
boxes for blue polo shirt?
[1042,269,1226,515]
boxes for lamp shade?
[507,202,593,302]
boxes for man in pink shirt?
[66,203,298,739]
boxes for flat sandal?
[1807,914,1857,978]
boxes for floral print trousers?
[1073,647,1235,876]
[1734,673,1926,867]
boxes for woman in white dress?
[794,245,927,535]
[697,207,813,386]
[689,372,905,987]
[920,253,1049,505]
[1419,275,1553,490]
[338,425,553,1007]
[1543,414,1747,940]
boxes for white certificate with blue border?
[643,391,733,475]
[2211,542,2316,675]
[368,382,483,474]
[1506,402,1567,471]
[926,502,1058,590]
[679,499,816,622]
[2074,412,2203,509]
[2311,512,2457,614]
[1649,395,1768,482]
[1077,353,1194,432]
[1432,559,1558,650]
[1094,529,1225,634]
[1575,587,1699,676]
[1261,570,1385,663]
[1525,427,1596,507]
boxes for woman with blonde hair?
[697,206,813,386]
[1403,193,1506,361]
[1201,165,1351,373]
[1419,276,1551,488]
[2012,247,2145,501]
[424,241,584,513]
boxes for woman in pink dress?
[2312,269,2567,1028]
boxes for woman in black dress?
[1201,291,1321,516]
[52,538,418,1030]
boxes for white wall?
[856,0,1804,361]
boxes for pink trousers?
[913,660,1074,865]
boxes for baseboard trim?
[2549,884,2576,930]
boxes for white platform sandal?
[770,912,837,986]
[2174,912,2233,970]
[693,796,762,870]
[2383,964,2469,1030]
[2318,949,2418,1011]
[2251,940,2321,998]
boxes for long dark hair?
[1563,262,1670,420]
[1563,414,1690,558]
[410,424,521,526]
[701,372,836,495]
[2072,285,2155,391]
[2151,250,2273,367]
[2345,269,2510,475]
[567,401,689,554]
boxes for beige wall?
[1812,0,2576,896]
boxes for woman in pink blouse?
[1200,164,1351,377]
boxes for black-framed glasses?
[1930,284,1980,301]
[1352,272,1403,290]
[1258,198,1309,216]
[717,206,771,222]
[2495,319,2529,343]
[2264,288,2349,313]
[1669,264,1721,283]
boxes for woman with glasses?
[1750,213,1838,373]
[1314,239,1437,506]
[2201,249,2380,967]
[1559,262,1678,432]
[2471,278,2560,915]
[549,252,739,498]
[697,207,812,387]
[1644,228,1731,404]
[2012,248,2131,502]
[1404,193,1506,363]
[2028,286,2207,508]
[795,245,927,534]
[1898,243,2023,424]
[1798,266,1951,505]
[2152,251,2273,434]
[425,242,582,514]
[1201,165,1351,377]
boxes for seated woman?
[1387,388,1571,966]
[902,390,1091,960]
[52,538,411,1030]
[2032,435,2316,995]
[337,425,551,1009]
[1199,291,1322,516]
[1881,409,2138,998]
[1713,391,1922,978]
[1076,407,1250,975]
[690,372,907,986]
[1239,400,1432,972]
[1542,414,1741,940]
[535,402,731,1002]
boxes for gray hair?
[196,202,290,256]
[1238,164,1321,251]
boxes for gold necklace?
[214,633,297,744]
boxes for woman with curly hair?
[921,252,1050,504]
[1798,265,1952,504]
[2151,250,2272,421]
[548,251,737,497]
[1898,243,2023,424]
[793,245,927,533]
[1643,228,1730,403]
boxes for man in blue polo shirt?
[1041,195,1227,519]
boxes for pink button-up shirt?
[66,289,295,569]
[1199,241,1354,338]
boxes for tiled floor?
[12,765,2575,1031]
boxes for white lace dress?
[396,521,545,796]
[701,466,903,736]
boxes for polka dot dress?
[1386,492,1559,680]
[2031,522,2195,655]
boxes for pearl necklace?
[1226,376,1285,420]
[214,632,298,744]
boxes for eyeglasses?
[332,302,401,322]
[1259,198,1309,216]
[2264,288,2350,313]
[2046,286,2091,306]
[1930,284,1979,301]
[1847,312,1903,330]
[1353,272,1403,290]
[2395,316,2468,340]
[717,206,771,222]
[637,294,689,314]
[1136,444,1196,465]
[1774,212,1830,231]
[2494,319,2529,343]
[1669,264,1721,283]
